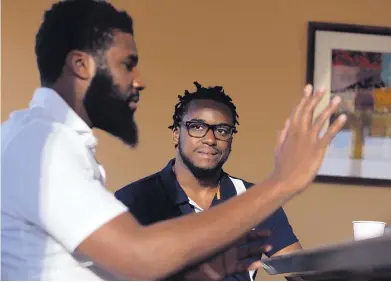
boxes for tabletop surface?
[261,234,391,278]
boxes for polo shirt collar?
[159,159,238,206]
[160,159,189,205]
[29,87,97,150]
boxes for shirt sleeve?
[3,121,128,252]
[115,184,136,210]
[263,208,299,257]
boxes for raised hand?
[169,229,271,281]
[272,85,346,194]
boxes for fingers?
[198,264,222,281]
[320,114,347,146]
[238,243,272,260]
[301,87,326,130]
[247,229,271,240]
[312,95,341,131]
[290,85,327,133]
[235,259,262,273]
[235,229,271,246]
[290,84,313,126]
[277,118,290,147]
[236,230,271,260]
[312,95,345,141]
[247,260,263,271]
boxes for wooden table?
[261,235,391,280]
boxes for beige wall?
[2,0,391,280]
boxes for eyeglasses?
[180,121,237,141]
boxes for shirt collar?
[160,159,189,205]
[159,159,237,206]
[29,87,97,150]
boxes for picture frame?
[306,21,391,186]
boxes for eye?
[216,127,230,136]
[123,62,135,72]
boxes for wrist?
[263,174,298,201]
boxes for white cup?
[352,221,386,240]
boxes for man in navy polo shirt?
[115,82,302,280]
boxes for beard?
[83,69,138,147]
[178,138,230,180]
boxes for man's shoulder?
[225,174,255,189]
[115,170,174,225]
[115,171,162,198]
[2,111,92,177]
[2,108,83,153]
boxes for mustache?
[194,146,221,154]
[125,92,139,104]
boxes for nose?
[133,68,146,91]
[202,128,217,146]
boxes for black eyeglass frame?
[179,121,237,141]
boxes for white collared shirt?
[1,88,128,280]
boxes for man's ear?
[172,127,180,147]
[65,50,96,80]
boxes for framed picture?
[306,22,391,186]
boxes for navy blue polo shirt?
[115,159,298,281]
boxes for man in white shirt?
[1,0,346,280]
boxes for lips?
[196,149,219,155]
[198,151,218,155]
[127,93,139,103]
[127,93,140,110]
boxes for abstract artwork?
[306,22,391,186]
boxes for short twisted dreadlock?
[168,81,239,131]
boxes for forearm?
[137,177,292,279]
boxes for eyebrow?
[188,119,205,123]
[188,119,234,127]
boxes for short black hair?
[169,81,239,130]
[35,0,134,85]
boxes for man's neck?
[52,82,92,127]
[173,158,221,210]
